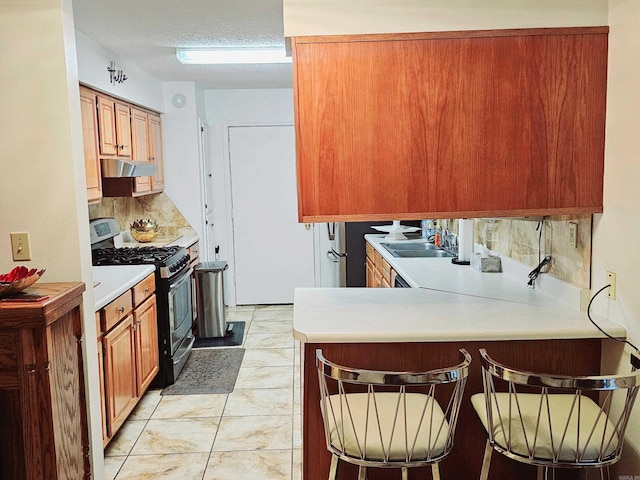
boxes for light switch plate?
[10,232,31,261]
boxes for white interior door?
[228,125,314,304]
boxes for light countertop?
[117,233,199,249]
[364,234,575,306]
[293,287,625,343]
[93,265,155,310]
[292,234,625,344]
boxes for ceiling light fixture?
[176,47,292,65]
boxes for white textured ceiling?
[72,0,292,89]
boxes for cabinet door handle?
[144,288,149,294]
[117,307,125,314]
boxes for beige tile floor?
[104,305,302,480]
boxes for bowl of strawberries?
[0,266,46,298]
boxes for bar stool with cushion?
[471,348,640,480]
[316,348,472,480]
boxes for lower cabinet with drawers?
[365,241,396,288]
[97,273,158,445]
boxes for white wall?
[284,0,608,36]
[76,31,164,111]
[591,0,640,471]
[0,0,103,476]
[162,81,206,240]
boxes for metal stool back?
[316,348,472,480]
[472,348,640,480]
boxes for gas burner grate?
[92,246,182,266]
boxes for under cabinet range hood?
[101,159,157,178]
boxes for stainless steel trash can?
[195,261,229,338]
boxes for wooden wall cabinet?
[0,283,89,479]
[292,27,609,222]
[131,107,152,194]
[98,273,158,444]
[148,112,165,192]
[80,87,102,204]
[79,85,165,200]
[97,95,132,158]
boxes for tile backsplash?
[88,193,195,238]
[474,215,592,289]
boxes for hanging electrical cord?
[535,218,546,265]
[527,255,552,288]
[587,284,639,353]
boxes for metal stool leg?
[357,465,367,480]
[328,455,338,480]
[538,467,555,480]
[480,439,493,480]
[431,463,441,480]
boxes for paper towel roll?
[458,219,475,262]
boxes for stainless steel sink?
[382,242,441,251]
[380,242,454,258]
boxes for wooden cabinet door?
[97,96,118,156]
[365,257,375,288]
[115,102,132,157]
[292,27,608,221]
[131,108,151,193]
[97,337,108,446]
[79,87,102,203]
[133,295,159,395]
[148,113,165,191]
[97,97,132,158]
[103,315,137,437]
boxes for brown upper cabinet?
[80,86,165,199]
[97,95,132,157]
[292,27,609,222]
[130,107,152,194]
[80,86,102,204]
[148,112,165,192]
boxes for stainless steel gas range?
[90,218,194,387]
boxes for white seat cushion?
[471,392,619,462]
[324,392,450,462]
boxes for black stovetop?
[92,246,183,266]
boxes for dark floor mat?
[193,321,245,348]
[161,347,245,395]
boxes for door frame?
[222,122,306,307]
[198,118,211,262]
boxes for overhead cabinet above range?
[79,86,165,201]
[292,27,609,222]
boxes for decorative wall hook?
[107,60,128,85]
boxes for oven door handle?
[173,335,195,366]
[169,267,193,290]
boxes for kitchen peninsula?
[293,239,626,480]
